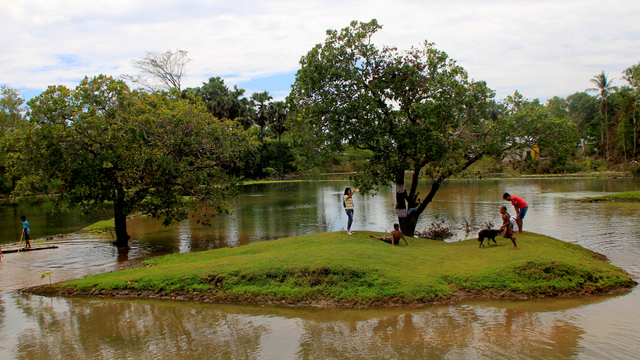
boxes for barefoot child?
[499,205,518,248]
[20,215,32,249]
[369,224,412,247]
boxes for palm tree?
[268,101,288,174]
[250,91,273,176]
[588,71,618,159]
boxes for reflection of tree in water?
[295,306,585,359]
[13,296,269,359]
[10,295,586,359]
[0,295,5,331]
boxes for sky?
[1,0,639,102]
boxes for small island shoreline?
[25,281,634,309]
[24,232,637,309]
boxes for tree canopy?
[6,75,252,247]
[290,20,503,235]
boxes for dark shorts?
[24,232,30,240]
[518,206,528,219]
[379,237,399,245]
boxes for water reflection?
[1,179,640,359]
[4,292,621,360]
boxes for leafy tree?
[0,85,26,134]
[501,92,580,173]
[268,101,288,174]
[612,87,637,160]
[182,77,254,127]
[588,71,618,159]
[546,96,568,119]
[566,92,599,145]
[0,85,28,193]
[123,49,191,91]
[251,91,273,175]
[622,62,640,159]
[6,75,251,247]
[290,20,502,235]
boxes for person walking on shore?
[343,187,359,235]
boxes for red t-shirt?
[510,195,528,208]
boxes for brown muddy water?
[1,178,640,359]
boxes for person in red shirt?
[503,193,528,234]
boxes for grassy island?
[583,191,640,202]
[31,232,635,307]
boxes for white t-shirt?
[510,216,519,233]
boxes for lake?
[1,178,639,359]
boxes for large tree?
[290,20,503,235]
[7,75,250,247]
[0,85,28,193]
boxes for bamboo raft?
[0,245,59,254]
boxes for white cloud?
[1,0,639,100]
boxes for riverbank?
[582,191,640,203]
[246,171,632,184]
[28,231,636,308]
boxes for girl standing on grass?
[343,187,359,235]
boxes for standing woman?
[343,187,359,235]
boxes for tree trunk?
[634,100,638,159]
[623,123,628,161]
[605,102,610,160]
[112,191,130,248]
[278,132,283,176]
[259,127,265,177]
[398,212,420,237]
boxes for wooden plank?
[1,245,59,254]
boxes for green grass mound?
[80,220,115,234]
[41,232,635,307]
[584,191,640,202]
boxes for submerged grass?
[41,232,635,307]
[585,191,640,202]
[80,220,115,234]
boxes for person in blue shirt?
[20,215,32,249]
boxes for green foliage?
[567,92,600,144]
[6,75,252,245]
[501,92,580,173]
[0,85,28,194]
[182,77,253,127]
[57,232,634,304]
[41,272,52,284]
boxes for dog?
[478,229,502,248]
